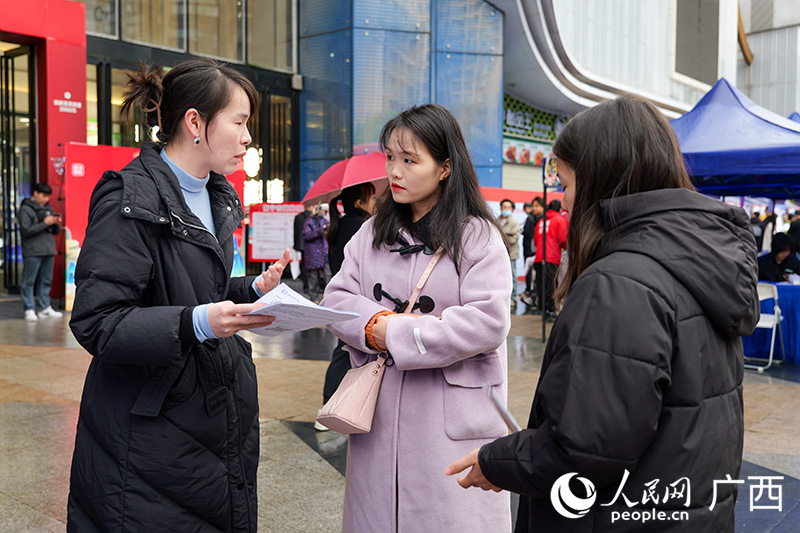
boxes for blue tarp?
[670,78,800,197]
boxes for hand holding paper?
[242,283,359,336]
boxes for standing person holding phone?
[18,182,63,321]
[67,58,289,532]
[322,104,513,532]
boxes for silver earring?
[194,136,200,145]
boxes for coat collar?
[121,143,245,248]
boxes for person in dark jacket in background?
[18,183,63,321]
[294,205,313,296]
[758,232,800,281]
[314,182,376,431]
[67,59,290,532]
[447,95,759,532]
[520,196,544,308]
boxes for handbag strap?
[404,246,444,314]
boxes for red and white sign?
[249,202,304,262]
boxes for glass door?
[0,43,35,291]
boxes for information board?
[249,202,305,262]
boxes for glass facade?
[121,0,186,50]
[86,64,99,145]
[248,0,293,71]
[189,0,243,61]
[77,0,118,37]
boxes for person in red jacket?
[533,203,567,316]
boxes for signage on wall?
[53,91,83,114]
[503,136,552,166]
[503,94,563,142]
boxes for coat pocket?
[162,355,199,411]
[441,356,507,441]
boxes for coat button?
[183,229,188,235]
[228,382,235,390]
[123,206,131,213]
[237,483,244,490]
[159,217,166,222]
[227,206,232,211]
[217,285,224,294]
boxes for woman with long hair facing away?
[447,95,759,532]
[322,104,513,531]
[316,182,376,425]
[67,58,289,532]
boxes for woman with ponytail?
[67,58,289,532]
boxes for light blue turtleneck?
[159,149,266,343]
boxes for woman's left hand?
[445,448,502,492]
[255,248,292,294]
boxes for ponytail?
[120,62,165,131]
[326,196,343,251]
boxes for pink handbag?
[316,248,444,434]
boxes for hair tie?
[141,93,163,132]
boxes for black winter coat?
[479,189,759,532]
[68,143,261,532]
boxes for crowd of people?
[752,210,800,281]
[48,57,758,532]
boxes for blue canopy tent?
[671,78,800,198]
[790,112,800,123]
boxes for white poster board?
[249,202,305,262]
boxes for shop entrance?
[0,42,35,291]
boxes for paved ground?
[0,292,798,532]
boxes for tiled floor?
[0,299,798,531]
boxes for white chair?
[745,283,787,372]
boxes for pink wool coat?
[322,217,513,533]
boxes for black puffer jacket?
[68,143,260,532]
[480,189,759,532]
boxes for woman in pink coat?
[322,104,513,532]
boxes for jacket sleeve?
[478,270,674,497]
[302,218,325,241]
[69,193,187,367]
[226,275,259,303]
[18,204,48,239]
[322,224,396,357]
[386,221,512,370]
[505,217,520,246]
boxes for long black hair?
[372,104,498,272]
[327,181,375,253]
[552,94,694,303]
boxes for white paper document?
[242,283,359,336]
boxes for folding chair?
[744,283,787,372]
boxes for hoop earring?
[194,136,201,145]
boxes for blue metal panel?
[474,165,502,188]
[300,0,352,38]
[300,158,346,196]
[299,29,352,196]
[353,0,431,32]
[352,29,431,151]
[435,51,503,184]
[435,0,503,55]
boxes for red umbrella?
[302,151,388,206]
